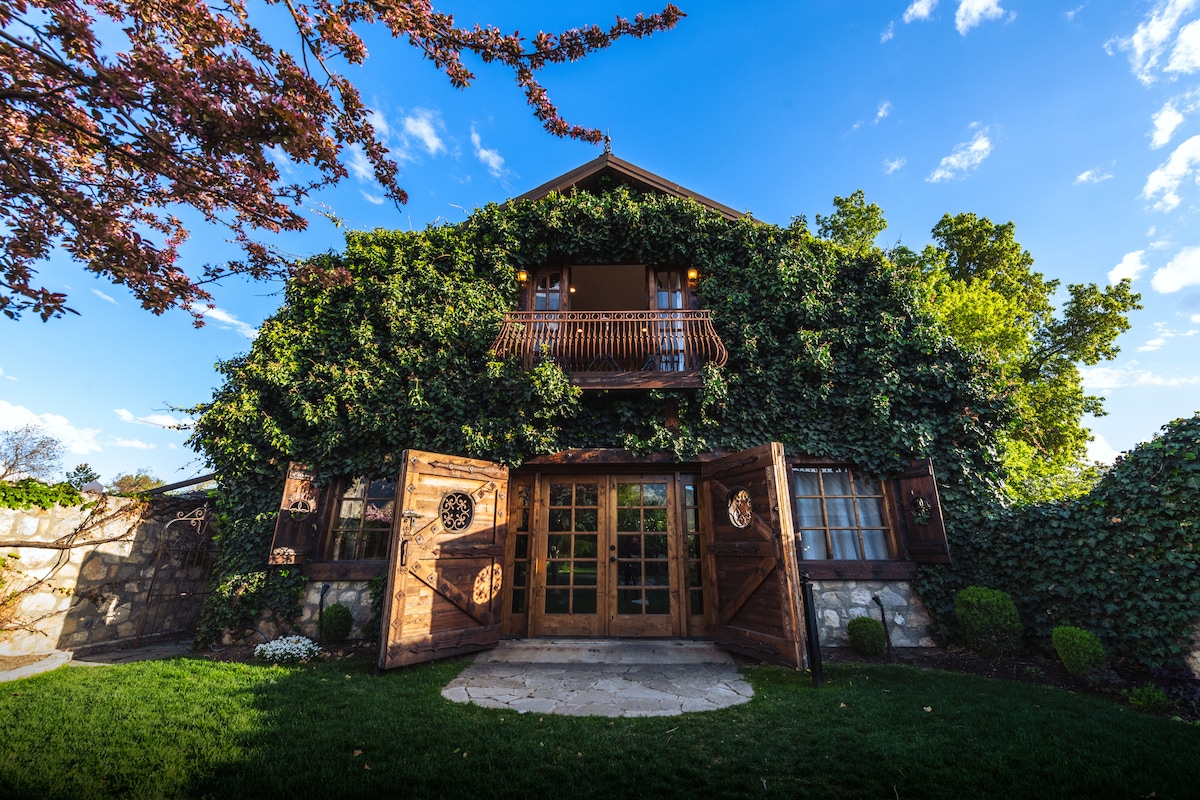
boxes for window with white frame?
[792,466,892,561]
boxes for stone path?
[441,639,754,717]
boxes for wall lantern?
[516,269,529,284]
[687,267,699,286]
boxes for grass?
[1,655,1198,799]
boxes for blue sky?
[2,0,1200,485]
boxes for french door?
[528,474,701,637]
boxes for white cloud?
[115,409,193,429]
[199,305,259,340]
[345,143,374,182]
[1192,313,1200,322]
[1066,5,1086,22]
[1142,134,1200,211]
[1152,102,1186,148]
[956,0,1014,35]
[1074,168,1113,185]
[0,367,15,381]
[403,109,445,156]
[875,101,892,123]
[1108,250,1148,284]
[904,0,938,23]
[927,127,993,182]
[881,22,895,43]
[111,438,154,450]
[1087,433,1120,465]
[0,400,101,455]
[92,289,118,305]
[1108,0,1200,84]
[366,108,391,139]
[360,191,386,206]
[470,126,507,178]
[1139,336,1168,352]
[1080,363,1200,389]
[1166,17,1200,73]
[1151,245,1200,292]
[883,157,907,174]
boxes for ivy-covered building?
[197,153,1010,670]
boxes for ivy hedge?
[915,412,1200,670]
[190,185,1198,669]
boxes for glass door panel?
[533,478,605,636]
[610,479,676,636]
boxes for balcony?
[490,310,728,389]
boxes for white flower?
[254,635,322,664]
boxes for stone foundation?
[809,579,935,648]
[297,580,376,640]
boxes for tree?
[814,189,888,255]
[64,463,100,490]
[0,0,683,321]
[0,424,63,481]
[900,213,1142,502]
[109,470,165,495]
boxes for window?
[792,466,891,561]
[326,476,397,560]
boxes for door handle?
[609,556,616,563]
[400,539,409,567]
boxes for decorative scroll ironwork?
[439,492,474,532]
[489,310,729,376]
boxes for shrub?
[321,602,354,644]
[1051,626,1107,676]
[954,586,1022,657]
[847,616,886,657]
[254,635,321,664]
[1123,684,1169,715]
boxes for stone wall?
[297,580,376,640]
[809,579,935,648]
[0,495,213,656]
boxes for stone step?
[475,638,734,665]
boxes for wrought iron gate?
[134,505,219,647]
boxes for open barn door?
[701,443,805,669]
[378,451,509,670]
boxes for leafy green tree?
[109,470,164,495]
[899,213,1141,502]
[814,190,888,255]
[64,463,100,490]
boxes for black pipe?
[800,571,824,688]
[318,583,331,642]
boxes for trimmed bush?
[847,616,886,657]
[1123,684,1169,715]
[1051,625,1107,676]
[954,586,1022,657]
[320,603,354,644]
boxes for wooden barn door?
[701,443,806,669]
[378,451,509,670]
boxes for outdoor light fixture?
[569,286,576,293]
[516,269,529,284]
[687,267,699,285]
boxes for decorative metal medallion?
[910,496,933,526]
[727,487,754,529]
[287,499,313,521]
[439,492,475,531]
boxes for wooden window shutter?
[893,458,950,564]
[269,462,325,566]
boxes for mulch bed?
[0,653,54,672]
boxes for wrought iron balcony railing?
[490,310,728,389]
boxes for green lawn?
[1,655,1196,799]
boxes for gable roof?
[510,152,744,221]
